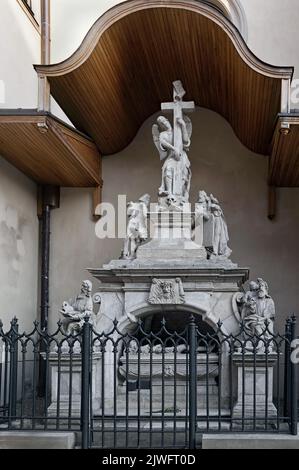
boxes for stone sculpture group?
[59,80,275,346]
[54,81,279,425]
[119,79,232,261]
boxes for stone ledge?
[202,430,299,449]
[0,431,76,449]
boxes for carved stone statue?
[128,341,187,355]
[235,278,275,343]
[152,80,194,211]
[209,194,231,258]
[148,278,185,304]
[194,190,210,226]
[60,280,94,335]
[195,191,231,258]
[120,193,150,260]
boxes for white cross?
[161,80,195,152]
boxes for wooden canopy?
[270,115,299,187]
[35,0,293,161]
[0,111,101,187]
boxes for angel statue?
[152,80,194,211]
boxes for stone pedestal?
[43,351,102,417]
[232,352,278,425]
[137,211,206,260]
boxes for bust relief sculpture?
[148,278,185,304]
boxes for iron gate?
[0,315,298,449]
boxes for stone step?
[0,431,76,449]
[90,419,231,431]
[202,428,299,449]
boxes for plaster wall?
[0,157,39,331]
[0,0,40,109]
[0,2,41,330]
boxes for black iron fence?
[0,315,297,449]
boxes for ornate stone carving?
[148,278,185,304]
[128,342,187,355]
[234,278,275,344]
[195,190,232,258]
[152,80,194,211]
[60,280,95,335]
[120,193,150,260]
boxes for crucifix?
[161,80,195,154]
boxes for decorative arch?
[35,0,293,157]
[203,0,247,39]
[117,302,230,336]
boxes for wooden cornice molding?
[34,0,293,80]
[33,0,294,157]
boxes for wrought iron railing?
[0,315,297,449]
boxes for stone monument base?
[43,351,102,417]
[232,352,278,426]
[137,211,206,260]
[137,238,206,260]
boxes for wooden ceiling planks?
[35,0,293,157]
[0,112,102,187]
[270,116,299,187]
